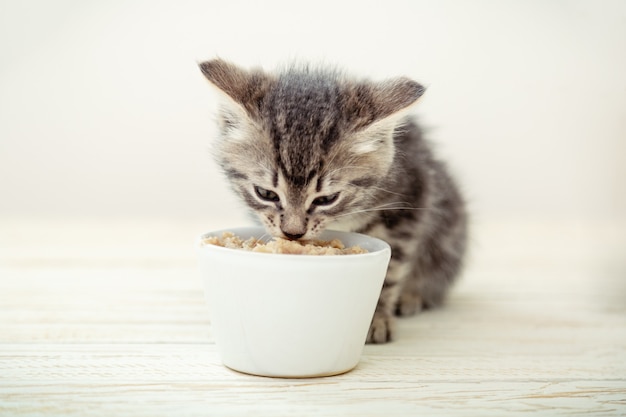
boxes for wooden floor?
[1,216,625,416]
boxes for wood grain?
[1,216,625,416]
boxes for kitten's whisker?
[367,201,418,209]
[365,187,408,197]
[334,205,433,219]
[331,179,409,198]
[257,232,272,243]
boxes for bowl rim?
[197,226,391,260]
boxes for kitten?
[199,59,468,343]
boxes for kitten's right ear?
[198,59,274,119]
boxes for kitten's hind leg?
[394,268,450,315]
[397,232,466,315]
[395,274,424,316]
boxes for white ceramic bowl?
[197,226,391,378]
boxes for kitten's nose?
[282,231,305,240]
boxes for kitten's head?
[199,59,424,240]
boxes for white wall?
[1,0,625,221]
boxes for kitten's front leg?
[366,258,409,343]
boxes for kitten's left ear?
[346,77,425,154]
[367,77,425,125]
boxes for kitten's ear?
[198,59,274,119]
[346,77,424,155]
[372,77,425,121]
[348,77,425,131]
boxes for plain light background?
[1,0,625,225]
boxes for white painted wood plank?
[1,344,625,416]
[2,380,624,417]
[1,342,624,382]
[0,216,625,416]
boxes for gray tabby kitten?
[199,59,467,343]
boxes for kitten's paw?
[395,292,423,317]
[366,310,395,344]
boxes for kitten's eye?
[312,193,339,207]
[254,185,280,202]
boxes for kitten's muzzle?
[282,231,305,240]
[279,213,307,240]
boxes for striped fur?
[199,59,468,343]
